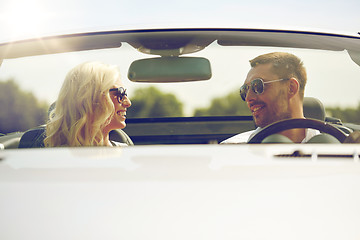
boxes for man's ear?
[288,78,299,97]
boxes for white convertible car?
[1,28,360,239]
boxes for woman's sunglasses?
[239,78,289,101]
[109,87,127,103]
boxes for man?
[222,52,319,144]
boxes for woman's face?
[105,79,131,132]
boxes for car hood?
[1,144,360,240]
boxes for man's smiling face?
[244,63,291,128]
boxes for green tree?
[127,86,183,118]
[0,79,48,133]
[194,91,251,116]
[326,103,360,124]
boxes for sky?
[0,0,360,42]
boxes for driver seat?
[303,97,325,121]
[303,97,351,134]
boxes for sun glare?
[1,1,53,40]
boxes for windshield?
[1,32,360,144]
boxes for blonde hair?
[44,61,120,147]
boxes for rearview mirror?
[128,57,211,82]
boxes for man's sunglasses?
[109,87,127,103]
[239,78,289,101]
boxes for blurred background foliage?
[0,79,48,134]
[1,79,360,134]
[194,91,251,116]
[126,86,184,118]
[326,104,360,124]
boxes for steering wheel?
[248,118,348,144]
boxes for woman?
[44,61,131,147]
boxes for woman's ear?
[288,78,299,98]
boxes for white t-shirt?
[221,127,320,144]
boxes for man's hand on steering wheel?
[248,118,348,144]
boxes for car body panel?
[1,27,360,240]
[1,145,360,239]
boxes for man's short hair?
[250,52,307,99]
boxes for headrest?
[303,97,325,121]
